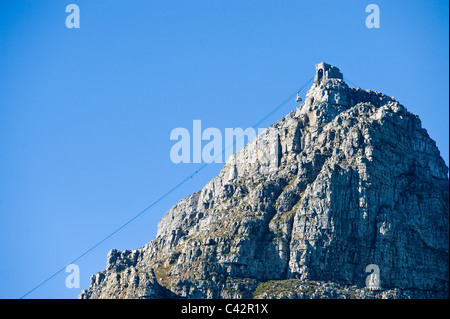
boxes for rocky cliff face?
[80,63,449,299]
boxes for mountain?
[80,63,449,299]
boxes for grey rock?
[80,63,449,299]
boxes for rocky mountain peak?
[80,63,449,299]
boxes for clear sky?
[0,0,448,299]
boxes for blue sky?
[0,0,448,299]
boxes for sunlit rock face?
[80,63,449,299]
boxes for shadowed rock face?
[80,64,449,299]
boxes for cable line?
[344,77,361,88]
